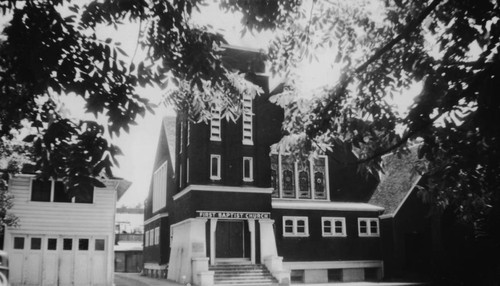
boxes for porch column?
[248,219,256,264]
[210,219,218,265]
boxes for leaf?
[23,134,37,143]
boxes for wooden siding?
[7,176,116,235]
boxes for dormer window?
[242,94,253,145]
[210,154,221,180]
[210,107,221,141]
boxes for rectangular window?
[54,181,72,203]
[282,216,309,237]
[179,164,183,189]
[78,239,89,251]
[242,94,253,145]
[149,229,154,246]
[272,154,329,200]
[152,161,168,213]
[322,217,347,237]
[95,239,105,251]
[31,179,94,203]
[144,231,149,247]
[358,218,379,237]
[14,237,24,249]
[187,122,191,146]
[63,238,73,250]
[179,121,184,153]
[31,180,51,202]
[74,184,94,204]
[187,158,190,183]
[31,237,42,250]
[210,154,221,180]
[243,157,253,182]
[47,238,57,250]
[210,106,221,141]
[154,227,160,245]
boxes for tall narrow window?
[187,158,190,183]
[179,121,184,153]
[210,154,221,180]
[152,161,168,212]
[270,155,279,198]
[149,229,154,246]
[313,157,328,200]
[243,157,254,182]
[154,227,160,245]
[179,164,183,189]
[242,94,253,145]
[298,162,311,199]
[210,107,221,141]
[281,155,295,198]
[187,122,191,146]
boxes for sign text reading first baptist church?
[197,210,271,220]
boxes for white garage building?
[3,174,130,286]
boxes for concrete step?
[210,263,278,286]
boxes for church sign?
[197,210,271,220]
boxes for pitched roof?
[368,145,422,216]
[162,116,177,163]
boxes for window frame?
[154,227,160,245]
[210,154,221,180]
[242,94,253,145]
[358,218,380,237]
[210,107,222,141]
[30,179,94,204]
[145,231,149,247]
[282,216,309,237]
[242,157,254,182]
[322,217,347,237]
[272,153,330,201]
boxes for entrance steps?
[210,263,278,286]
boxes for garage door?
[9,235,109,286]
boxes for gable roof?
[162,116,177,163]
[369,145,422,216]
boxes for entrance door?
[216,221,250,258]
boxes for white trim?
[283,260,383,270]
[272,200,384,212]
[169,217,207,229]
[243,157,254,182]
[379,214,393,219]
[187,158,190,183]
[282,216,309,237]
[358,218,380,237]
[321,217,347,237]
[144,213,169,226]
[173,185,273,201]
[210,154,221,181]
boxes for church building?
[143,46,390,285]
